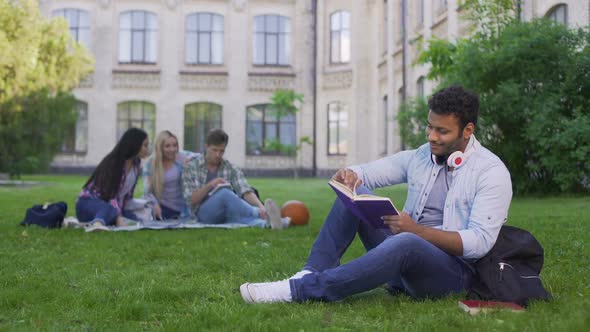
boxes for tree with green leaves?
[267,89,311,177]
[399,1,589,193]
[0,0,94,177]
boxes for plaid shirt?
[78,157,141,216]
[182,154,253,215]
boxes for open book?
[208,182,232,196]
[328,179,399,229]
[458,300,525,315]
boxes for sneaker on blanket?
[85,220,109,233]
[264,199,283,230]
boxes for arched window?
[253,15,291,65]
[52,8,90,49]
[246,104,296,155]
[119,10,158,64]
[61,100,88,154]
[117,101,156,140]
[184,102,222,153]
[185,13,224,65]
[327,102,348,155]
[546,4,567,25]
[330,10,351,63]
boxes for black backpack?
[20,202,68,229]
[467,225,552,307]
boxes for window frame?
[119,10,158,64]
[184,102,223,153]
[185,12,224,65]
[52,8,90,49]
[327,101,348,156]
[329,10,351,64]
[246,104,296,156]
[253,14,291,66]
[61,100,89,155]
[116,101,156,140]
[546,4,568,25]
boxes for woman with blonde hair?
[143,130,198,220]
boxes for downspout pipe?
[312,0,318,177]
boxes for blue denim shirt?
[349,137,512,259]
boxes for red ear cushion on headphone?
[447,151,464,168]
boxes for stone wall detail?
[322,70,353,90]
[112,70,161,89]
[179,72,228,90]
[247,73,296,91]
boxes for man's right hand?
[207,178,228,190]
[332,168,362,191]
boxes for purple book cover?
[328,181,399,229]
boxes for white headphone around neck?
[431,135,479,169]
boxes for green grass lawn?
[1,175,589,331]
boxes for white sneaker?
[240,279,292,304]
[264,199,282,230]
[62,217,82,229]
[281,217,291,228]
[85,220,109,233]
[290,269,312,280]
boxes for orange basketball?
[281,200,310,226]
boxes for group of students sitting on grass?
[76,128,287,232]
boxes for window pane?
[186,32,197,63]
[331,32,340,63]
[79,28,90,49]
[212,32,223,64]
[75,103,88,152]
[279,17,290,33]
[132,31,144,61]
[266,34,278,64]
[199,13,211,31]
[254,32,265,64]
[146,32,157,62]
[278,34,288,65]
[212,15,223,31]
[341,30,351,62]
[198,32,211,63]
[331,12,341,30]
[255,16,265,32]
[147,13,157,30]
[132,11,145,29]
[79,11,89,28]
[119,31,131,62]
[120,12,131,29]
[341,11,350,29]
[65,9,78,27]
[186,14,197,31]
[267,15,278,33]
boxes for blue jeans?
[160,204,181,220]
[196,188,267,228]
[76,197,140,226]
[290,186,474,302]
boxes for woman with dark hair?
[76,128,149,231]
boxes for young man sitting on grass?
[181,129,287,229]
[240,85,513,303]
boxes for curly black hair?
[428,86,479,130]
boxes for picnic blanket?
[112,219,250,231]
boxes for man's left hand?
[382,212,421,234]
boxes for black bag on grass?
[467,225,552,307]
[20,202,67,229]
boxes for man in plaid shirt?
[181,129,284,229]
